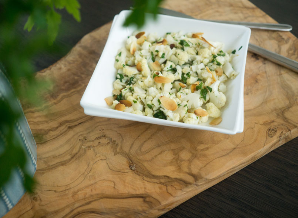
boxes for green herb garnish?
[217,50,225,56]
[161,53,165,58]
[117,73,124,82]
[127,77,134,85]
[232,49,236,54]
[116,93,123,101]
[206,86,212,92]
[179,39,190,47]
[153,110,167,120]
[129,87,134,92]
[151,51,155,62]
[116,59,119,62]
[158,99,161,105]
[118,52,122,57]
[147,104,153,109]
[153,73,159,78]
[239,46,243,51]
[133,100,137,103]
[196,82,203,90]
[200,88,208,101]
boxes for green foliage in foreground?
[0,0,164,194]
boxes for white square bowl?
[80,10,251,134]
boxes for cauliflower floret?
[183,113,199,125]
[126,36,137,50]
[148,87,159,98]
[132,110,144,116]
[113,79,125,90]
[206,102,221,118]
[199,48,211,58]
[132,100,143,111]
[163,83,172,94]
[175,102,188,121]
[123,66,139,77]
[145,107,154,116]
[216,56,225,65]
[142,41,151,50]
[114,48,127,69]
[147,33,158,43]
[209,80,226,108]
[140,59,151,77]
[169,55,179,65]
[176,50,189,65]
[182,93,203,109]
[223,62,239,79]
[124,107,134,113]
[219,74,228,83]
[111,100,119,109]
[177,88,191,99]
[219,83,227,92]
[144,76,154,87]
[187,76,198,85]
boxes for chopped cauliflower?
[105,31,240,125]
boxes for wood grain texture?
[5,0,298,217]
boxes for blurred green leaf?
[46,9,61,44]
[123,0,164,28]
[24,15,34,31]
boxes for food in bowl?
[104,31,239,125]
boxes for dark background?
[27,0,298,217]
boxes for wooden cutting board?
[5,0,298,217]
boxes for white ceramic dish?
[80,10,250,134]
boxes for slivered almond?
[104,96,114,106]
[135,31,145,39]
[156,39,168,45]
[150,61,161,71]
[201,37,215,48]
[194,108,208,117]
[215,67,223,76]
[192,32,204,38]
[119,100,132,107]
[112,89,120,95]
[154,76,172,83]
[159,96,177,111]
[191,84,197,93]
[136,62,142,72]
[137,35,146,45]
[130,41,137,55]
[179,83,186,88]
[115,103,126,111]
[206,66,217,81]
[210,117,222,125]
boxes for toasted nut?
[112,89,120,95]
[179,83,186,88]
[137,35,146,45]
[115,103,126,111]
[187,109,195,113]
[201,37,215,48]
[119,100,132,107]
[154,76,172,83]
[135,31,145,39]
[130,41,137,55]
[191,84,197,93]
[206,66,217,81]
[104,96,114,106]
[160,96,177,111]
[170,44,175,49]
[210,117,222,125]
[194,108,208,117]
[136,62,142,72]
[192,32,204,38]
[215,67,223,76]
[156,39,168,45]
[150,61,161,71]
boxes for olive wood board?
[5,0,298,217]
